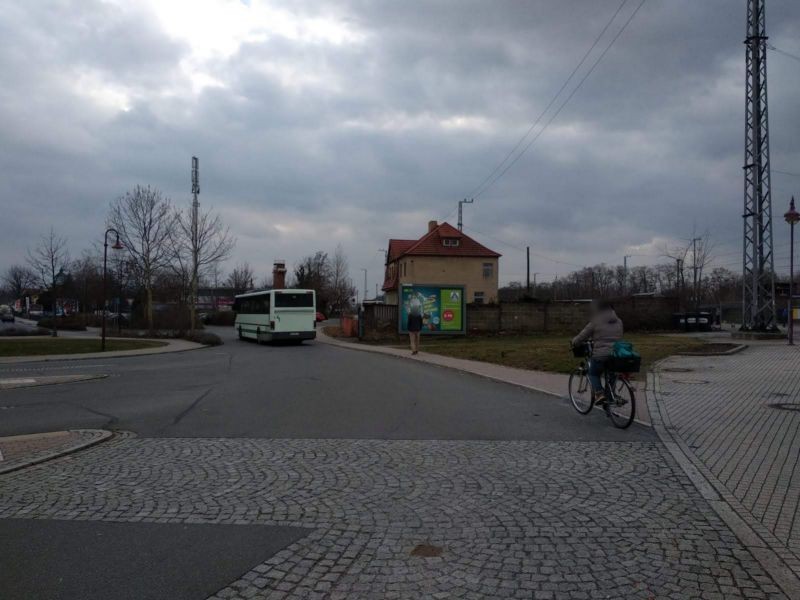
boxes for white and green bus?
[233,289,317,343]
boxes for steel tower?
[742,0,777,331]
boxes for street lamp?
[52,267,67,338]
[784,197,799,345]
[360,268,368,303]
[102,228,124,351]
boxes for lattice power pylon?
[742,0,777,331]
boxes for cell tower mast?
[742,0,777,331]
[190,156,200,335]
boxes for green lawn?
[414,333,706,374]
[0,338,167,357]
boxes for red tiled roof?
[388,239,416,261]
[381,222,501,291]
[404,222,501,258]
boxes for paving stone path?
[657,344,800,560]
[0,436,788,599]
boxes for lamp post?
[52,267,66,338]
[360,268,368,302]
[784,197,799,345]
[102,228,124,351]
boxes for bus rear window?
[274,292,314,308]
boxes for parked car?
[315,311,327,323]
[0,305,14,323]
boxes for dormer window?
[442,238,460,247]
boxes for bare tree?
[2,265,37,301]
[27,227,70,335]
[173,204,236,333]
[257,274,273,290]
[329,245,355,313]
[226,262,255,293]
[108,185,176,332]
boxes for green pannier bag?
[609,341,642,373]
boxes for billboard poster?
[399,284,465,334]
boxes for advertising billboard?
[398,284,465,334]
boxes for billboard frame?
[397,283,466,335]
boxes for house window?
[402,262,407,276]
[442,238,460,247]
[473,291,485,304]
[482,262,493,278]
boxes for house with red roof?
[382,220,501,305]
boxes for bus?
[233,289,317,343]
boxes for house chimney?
[273,260,286,290]
[428,220,438,233]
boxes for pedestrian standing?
[407,304,423,355]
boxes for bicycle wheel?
[568,368,593,414]
[607,377,636,429]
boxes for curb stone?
[0,429,113,475]
[647,364,800,598]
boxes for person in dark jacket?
[407,303,423,355]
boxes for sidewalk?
[317,330,652,424]
[0,430,112,474]
[651,343,800,588]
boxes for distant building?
[381,220,501,305]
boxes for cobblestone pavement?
[657,344,800,561]
[0,436,788,599]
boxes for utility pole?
[623,255,632,295]
[457,198,473,231]
[526,246,531,296]
[692,237,701,314]
[190,156,200,336]
[360,268,367,303]
[742,0,777,331]
[676,258,684,310]
[532,272,540,298]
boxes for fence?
[358,296,679,338]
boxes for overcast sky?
[1,0,799,292]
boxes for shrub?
[184,331,223,346]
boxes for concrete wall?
[395,256,499,304]
[361,296,679,337]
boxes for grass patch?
[0,338,167,357]
[415,333,707,374]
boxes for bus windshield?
[274,292,314,308]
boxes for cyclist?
[571,300,623,407]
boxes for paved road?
[0,325,651,441]
[0,320,38,333]
[1,327,795,598]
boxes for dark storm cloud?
[1,0,799,288]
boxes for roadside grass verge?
[0,338,167,357]
[409,333,707,374]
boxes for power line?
[465,0,631,200]
[470,0,647,200]
[462,225,586,268]
[767,43,800,64]
[774,169,800,178]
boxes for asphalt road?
[0,319,37,333]
[0,325,653,441]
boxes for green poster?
[399,285,465,334]
[440,288,463,331]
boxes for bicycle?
[568,342,636,429]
